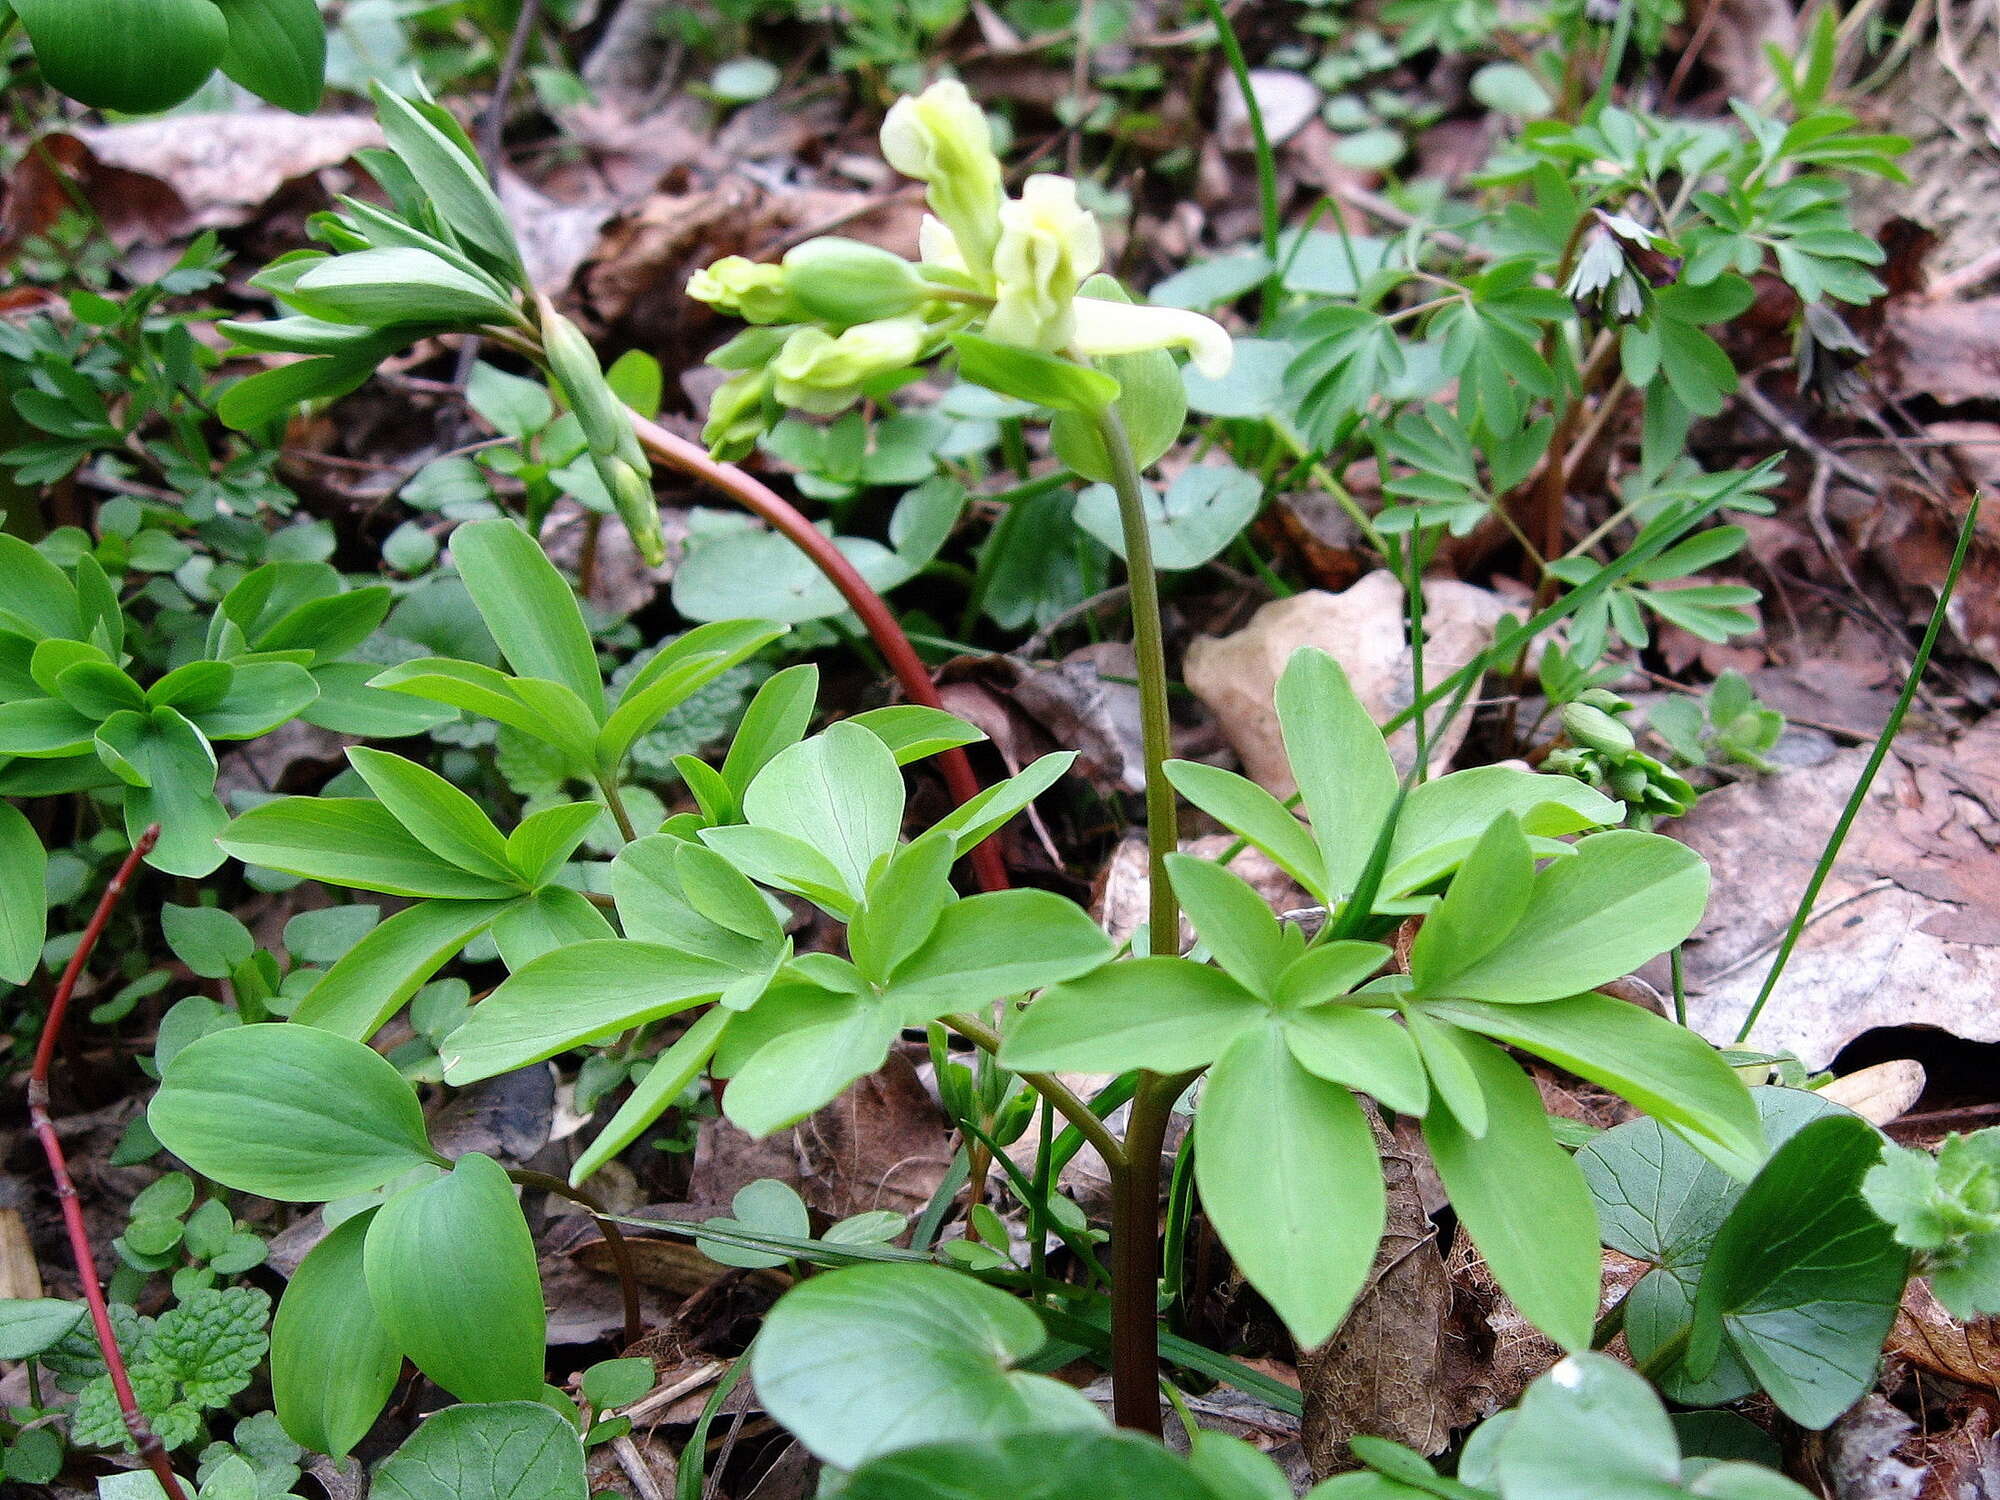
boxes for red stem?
[630,415,1008,894]
[29,825,189,1500]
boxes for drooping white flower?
[1069,296,1235,378]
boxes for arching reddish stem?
[29,825,189,1500]
[630,414,1008,895]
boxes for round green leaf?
[0,802,47,986]
[363,1153,547,1404]
[16,0,227,113]
[372,1401,587,1500]
[843,1429,1225,1500]
[149,1023,437,1200]
[751,1262,1102,1468]
[1074,463,1263,572]
[0,1298,85,1360]
[1470,61,1553,118]
[1494,1354,1683,1499]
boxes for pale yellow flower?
[880,81,1004,281]
[986,175,1103,354]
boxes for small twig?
[29,826,188,1500]
[625,1360,726,1426]
[613,1434,673,1500]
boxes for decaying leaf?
[1676,723,2000,1067]
[1298,1108,1452,1471]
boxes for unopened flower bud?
[703,368,774,458]
[881,81,1004,280]
[686,257,802,324]
[781,237,927,326]
[540,305,630,460]
[771,317,928,415]
[1563,700,1635,756]
[601,455,665,568]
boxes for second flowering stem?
[1094,404,1179,948]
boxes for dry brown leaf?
[690,1052,952,1220]
[1883,300,2000,408]
[1674,723,2000,1066]
[1298,1111,1452,1472]
[1891,1278,2000,1390]
[999,643,1146,795]
[0,1208,43,1301]
[7,114,382,249]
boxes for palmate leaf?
[1428,261,1568,437]
[1288,305,1406,449]
[1195,1023,1385,1345]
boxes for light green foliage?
[1649,672,1786,774]
[1865,1128,2000,1320]
[0,544,420,876]
[148,1031,552,1454]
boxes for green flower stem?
[947,1012,1126,1170]
[1094,404,1180,950]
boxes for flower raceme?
[687,79,1233,450]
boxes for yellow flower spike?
[880,81,1005,282]
[770,317,929,415]
[986,174,1103,355]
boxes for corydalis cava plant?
[688,79,1235,454]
